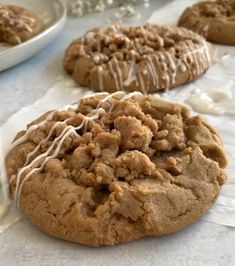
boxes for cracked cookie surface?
[6,92,227,246]
[64,24,212,93]
[0,4,43,45]
[178,0,235,45]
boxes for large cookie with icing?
[0,4,43,45]
[64,24,212,93]
[178,0,235,45]
[6,92,227,247]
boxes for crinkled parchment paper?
[1,0,235,233]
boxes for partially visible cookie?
[6,92,227,247]
[0,4,43,45]
[64,24,212,93]
[178,0,235,45]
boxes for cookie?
[6,92,227,247]
[64,24,212,93]
[178,0,235,45]
[0,4,43,45]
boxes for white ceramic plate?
[0,0,66,72]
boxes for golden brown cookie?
[6,92,227,247]
[64,24,212,93]
[178,0,235,45]
[0,4,43,45]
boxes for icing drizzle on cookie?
[77,25,211,94]
[8,91,142,206]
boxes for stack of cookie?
[5,0,231,247]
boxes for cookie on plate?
[0,4,43,45]
[64,24,212,93]
[6,92,227,246]
[178,0,235,45]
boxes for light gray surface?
[0,1,235,265]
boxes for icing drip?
[123,60,138,87]
[8,102,80,153]
[156,53,168,89]
[124,36,209,94]
[179,40,210,79]
[146,56,158,87]
[165,52,177,84]
[185,42,201,76]
[196,23,210,38]
[78,43,85,56]
[186,88,235,116]
[113,57,123,90]
[97,66,104,92]
[9,119,72,185]
[23,23,33,33]
[15,117,95,206]
[8,92,143,206]
[138,73,146,94]
[122,91,142,100]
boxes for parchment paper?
[1,0,235,233]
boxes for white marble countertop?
[0,1,235,265]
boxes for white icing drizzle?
[184,42,201,76]
[81,92,109,101]
[85,26,210,94]
[15,118,92,206]
[97,91,123,108]
[123,34,209,94]
[9,119,72,185]
[8,92,143,206]
[122,91,142,100]
[165,51,177,83]
[153,53,169,90]
[97,66,104,92]
[138,73,146,94]
[179,39,210,79]
[113,57,123,90]
[123,60,138,87]
[186,88,235,115]
[8,110,65,152]
[160,52,172,89]
[20,15,35,23]
[78,43,85,56]
[146,56,158,87]
[23,23,33,33]
[196,23,210,38]
[10,123,49,153]
[109,60,120,91]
